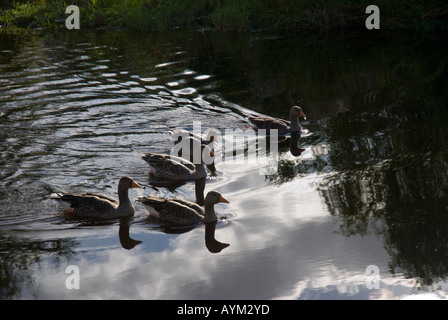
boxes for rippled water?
[1,30,448,299]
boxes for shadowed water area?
[1,29,448,299]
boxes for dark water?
[1,29,448,299]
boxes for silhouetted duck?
[249,106,306,135]
[142,137,214,180]
[51,176,142,219]
[137,190,229,226]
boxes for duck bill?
[131,181,143,189]
[299,111,307,120]
[219,196,229,203]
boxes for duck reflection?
[204,221,229,253]
[144,220,229,253]
[262,133,307,185]
[55,215,142,250]
[289,133,305,157]
[118,217,142,250]
[261,132,305,158]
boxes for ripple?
[91,65,108,70]
[194,75,211,80]
[178,69,197,76]
[166,81,180,87]
[76,55,91,60]
[140,77,158,82]
[171,87,198,97]
[101,72,117,78]
[155,61,178,68]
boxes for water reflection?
[289,133,306,157]
[0,234,77,299]
[54,215,142,250]
[264,133,307,185]
[118,217,142,250]
[1,29,448,299]
[319,89,448,286]
[144,219,229,253]
[204,222,229,253]
[233,30,448,289]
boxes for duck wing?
[170,198,203,216]
[137,196,203,225]
[142,153,196,179]
[249,116,290,134]
[51,192,118,218]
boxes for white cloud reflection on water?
[22,170,447,300]
[3,30,448,301]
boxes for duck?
[142,137,214,181]
[50,176,142,219]
[137,190,229,226]
[249,105,307,135]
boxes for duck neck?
[289,111,301,132]
[194,163,207,175]
[202,203,217,223]
[117,185,131,207]
[195,178,206,206]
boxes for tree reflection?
[236,32,448,287]
[0,236,77,299]
[263,132,326,185]
[320,88,448,285]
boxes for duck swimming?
[142,137,214,181]
[249,105,307,135]
[137,190,229,226]
[50,176,142,219]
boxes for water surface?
[1,30,448,299]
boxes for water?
[1,30,448,300]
